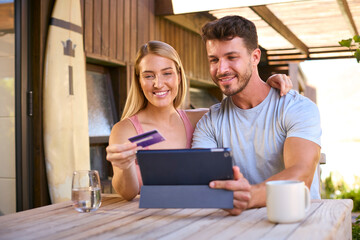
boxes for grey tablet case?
[137,148,234,209]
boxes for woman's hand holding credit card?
[128,130,165,148]
[106,130,165,171]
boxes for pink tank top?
[128,109,194,188]
[128,109,194,148]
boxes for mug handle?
[304,186,311,212]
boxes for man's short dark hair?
[201,15,258,53]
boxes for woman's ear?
[178,69,182,85]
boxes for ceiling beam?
[250,5,309,56]
[155,0,174,15]
[164,13,215,35]
[155,0,215,34]
[336,0,359,36]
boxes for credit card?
[128,130,165,148]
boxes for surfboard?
[43,0,90,203]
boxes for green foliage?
[324,172,336,199]
[353,223,360,240]
[339,35,360,63]
[322,172,360,212]
[354,216,360,240]
[355,35,360,43]
[339,38,353,48]
[322,173,360,239]
[339,189,360,212]
[322,172,349,199]
[355,49,360,63]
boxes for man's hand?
[209,166,251,216]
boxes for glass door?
[0,0,15,215]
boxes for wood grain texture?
[130,0,137,62]
[109,0,117,60]
[0,196,353,240]
[101,0,110,57]
[81,0,210,83]
[116,0,124,60]
[93,0,101,55]
[0,3,14,31]
[84,0,93,53]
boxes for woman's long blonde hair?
[121,41,187,120]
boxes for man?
[192,15,321,216]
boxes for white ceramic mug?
[266,180,310,223]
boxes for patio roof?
[156,0,360,66]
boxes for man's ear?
[252,48,261,65]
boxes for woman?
[106,40,292,200]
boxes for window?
[0,1,16,214]
[87,65,116,138]
[86,64,118,193]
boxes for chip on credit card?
[128,130,165,148]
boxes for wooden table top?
[0,194,353,240]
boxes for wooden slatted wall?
[81,0,211,84]
[154,17,211,84]
[81,0,156,64]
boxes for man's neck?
[231,77,271,109]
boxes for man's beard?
[215,64,252,97]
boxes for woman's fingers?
[106,142,138,169]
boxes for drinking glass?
[71,170,102,212]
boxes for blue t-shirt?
[192,88,322,199]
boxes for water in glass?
[71,170,102,212]
[72,186,101,212]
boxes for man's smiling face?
[206,37,254,96]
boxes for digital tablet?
[137,148,234,185]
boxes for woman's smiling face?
[138,54,181,109]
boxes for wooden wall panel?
[154,16,211,84]
[123,0,130,62]
[101,0,110,57]
[137,0,148,48]
[82,0,149,64]
[130,0,137,61]
[84,0,93,54]
[81,0,211,88]
[116,0,124,60]
[93,0,102,55]
[109,0,117,60]
[149,0,155,40]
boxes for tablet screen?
[137,148,233,185]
